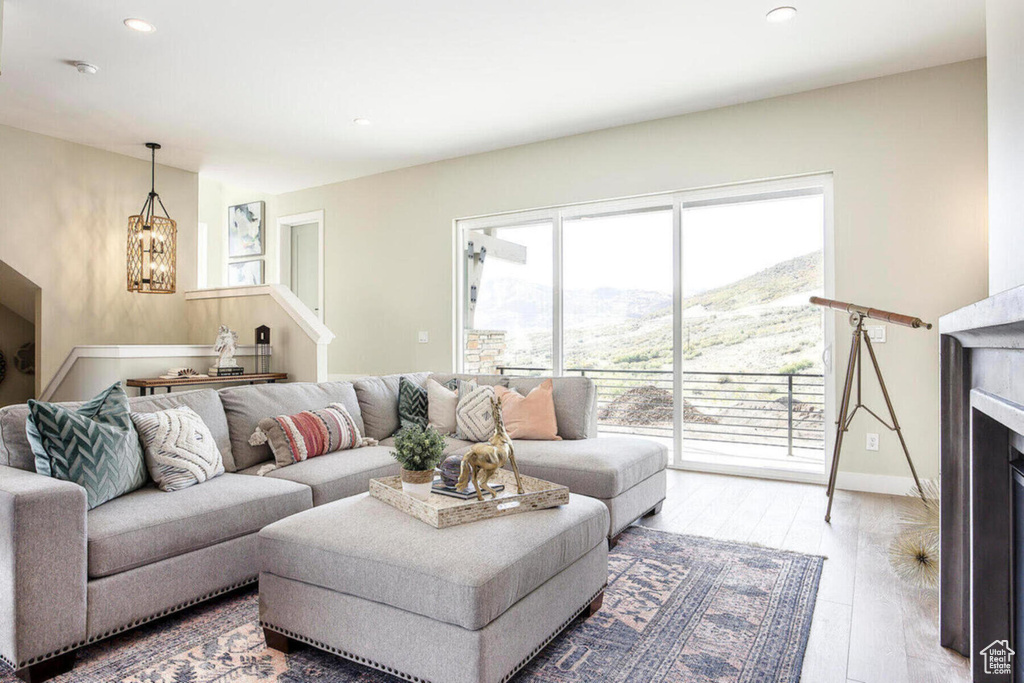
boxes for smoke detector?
[74,62,99,75]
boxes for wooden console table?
[126,373,288,396]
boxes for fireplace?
[940,286,1024,682]
[1014,461,1024,681]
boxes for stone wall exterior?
[464,330,506,375]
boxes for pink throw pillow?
[494,379,562,441]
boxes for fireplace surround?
[940,285,1024,682]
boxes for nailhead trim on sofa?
[0,577,258,672]
[258,587,604,683]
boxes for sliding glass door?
[562,208,675,449]
[457,176,833,482]
[463,220,553,375]
[679,193,827,474]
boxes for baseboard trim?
[833,471,919,496]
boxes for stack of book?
[431,476,504,500]
[208,366,245,377]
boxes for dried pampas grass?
[889,529,940,588]
[888,479,940,588]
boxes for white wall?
[198,177,278,288]
[986,0,1024,295]
[0,125,199,392]
[275,60,989,480]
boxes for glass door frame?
[454,173,836,484]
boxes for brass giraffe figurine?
[456,397,525,500]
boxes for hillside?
[482,250,824,376]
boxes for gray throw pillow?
[27,382,147,509]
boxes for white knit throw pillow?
[131,406,224,492]
[456,384,496,442]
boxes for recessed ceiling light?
[353,118,372,126]
[123,18,156,33]
[766,6,797,23]
[74,62,99,75]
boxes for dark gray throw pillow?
[26,381,147,509]
[398,376,429,430]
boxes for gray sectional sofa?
[0,372,666,681]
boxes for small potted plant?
[390,424,445,500]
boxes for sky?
[472,193,824,295]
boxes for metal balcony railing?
[495,366,825,455]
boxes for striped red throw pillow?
[250,403,368,468]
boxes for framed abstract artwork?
[228,259,264,286]
[228,201,265,257]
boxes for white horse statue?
[213,325,239,368]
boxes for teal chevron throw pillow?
[398,376,429,430]
[27,382,147,509]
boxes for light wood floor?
[634,469,969,683]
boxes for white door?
[290,223,319,316]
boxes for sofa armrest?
[0,465,87,670]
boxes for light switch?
[866,325,886,343]
[418,331,429,344]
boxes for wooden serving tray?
[369,469,569,529]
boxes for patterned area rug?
[1,527,822,683]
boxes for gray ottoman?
[258,492,609,683]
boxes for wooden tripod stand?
[812,298,930,523]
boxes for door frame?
[277,210,325,322]
[453,173,835,484]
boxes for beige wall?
[186,290,324,383]
[0,125,199,391]
[276,60,989,480]
[986,0,1024,295]
[0,304,34,407]
[198,177,277,288]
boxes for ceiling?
[0,0,986,194]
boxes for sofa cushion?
[398,376,428,430]
[494,379,561,440]
[0,388,234,473]
[131,406,225,492]
[353,373,429,441]
[254,446,401,507]
[28,382,148,510]
[219,382,364,471]
[455,384,496,442]
[508,377,595,440]
[0,404,41,471]
[129,390,236,472]
[258,492,608,630]
[87,472,311,579]
[254,403,367,469]
[510,437,668,499]
[426,378,459,435]
[430,374,594,440]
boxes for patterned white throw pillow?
[131,406,225,492]
[456,384,497,442]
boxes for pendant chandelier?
[127,142,176,293]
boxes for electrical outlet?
[866,433,880,451]
[417,331,429,344]
[866,325,886,343]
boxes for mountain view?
[475,250,824,377]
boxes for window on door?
[456,176,833,481]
